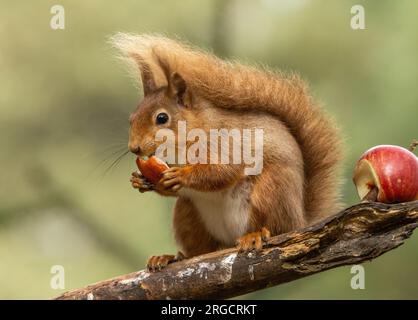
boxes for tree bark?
[56,201,418,300]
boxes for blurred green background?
[0,0,417,299]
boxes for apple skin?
[136,156,169,185]
[353,145,418,203]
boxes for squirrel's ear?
[129,53,157,96]
[156,56,192,107]
[139,62,157,96]
[171,72,188,106]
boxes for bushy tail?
[111,33,344,221]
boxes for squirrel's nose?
[129,144,141,155]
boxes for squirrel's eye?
[156,112,169,125]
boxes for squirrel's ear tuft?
[131,54,157,96]
[109,33,168,96]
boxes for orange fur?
[113,34,343,265]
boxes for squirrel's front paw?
[156,167,188,193]
[236,227,271,253]
[130,171,154,193]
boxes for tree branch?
[56,201,418,300]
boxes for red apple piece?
[136,156,169,185]
[353,145,418,203]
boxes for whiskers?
[86,143,132,181]
[86,140,158,182]
[102,149,130,177]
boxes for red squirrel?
[111,34,343,272]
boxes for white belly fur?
[179,181,251,246]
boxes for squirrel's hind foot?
[146,252,185,272]
[236,227,271,253]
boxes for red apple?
[136,156,169,185]
[353,145,418,203]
